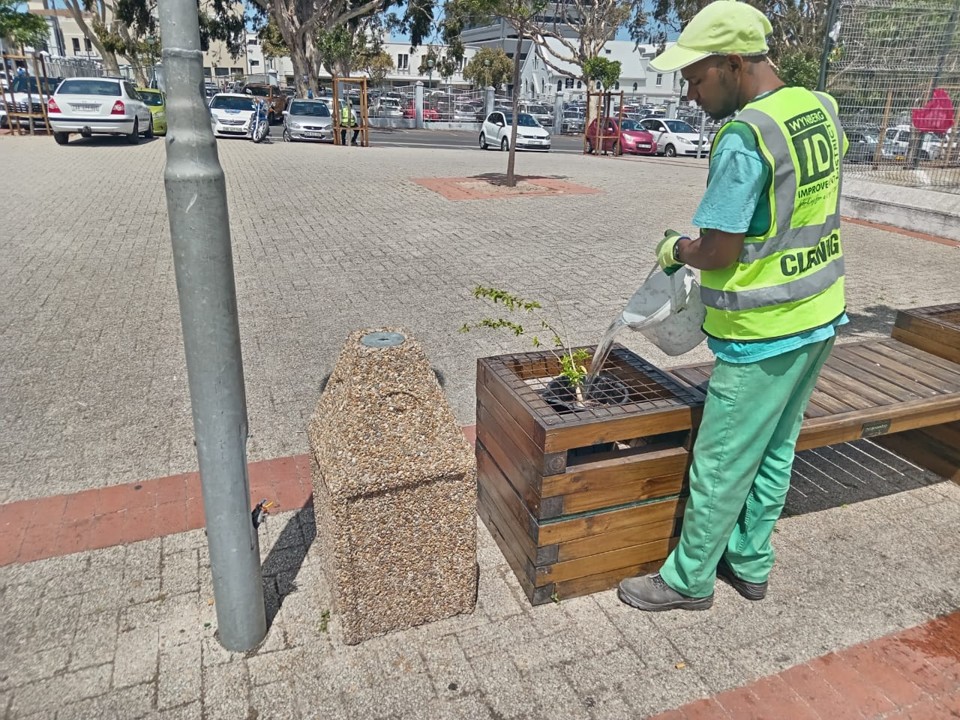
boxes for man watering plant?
[618,0,849,612]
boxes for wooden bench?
[476,306,960,606]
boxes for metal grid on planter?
[491,344,702,424]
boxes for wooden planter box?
[476,345,704,605]
[892,303,960,365]
[880,305,960,483]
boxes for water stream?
[583,316,628,398]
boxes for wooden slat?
[541,406,697,454]
[476,441,540,552]
[537,497,685,545]
[477,359,548,451]
[818,361,915,406]
[844,343,956,394]
[541,444,688,498]
[476,390,546,512]
[556,517,680,562]
[893,308,960,364]
[891,326,960,365]
[533,536,678,586]
[797,394,960,450]
[476,485,539,603]
[870,340,960,384]
[557,473,685,517]
[545,559,665,605]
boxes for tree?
[251,0,438,96]
[0,0,49,50]
[444,0,548,186]
[583,55,621,120]
[58,0,242,84]
[526,0,635,87]
[257,17,289,61]
[362,48,394,89]
[462,46,512,89]
[316,22,367,78]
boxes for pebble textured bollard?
[308,328,478,644]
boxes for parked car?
[640,117,709,157]
[844,130,879,164]
[883,124,943,161]
[208,93,257,138]
[561,109,585,134]
[479,110,550,151]
[47,77,153,145]
[136,87,167,136]
[403,103,439,121]
[585,117,656,156]
[518,102,553,129]
[241,83,286,123]
[2,74,61,129]
[282,98,333,142]
[375,97,403,118]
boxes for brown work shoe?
[716,558,768,601]
[618,573,713,612]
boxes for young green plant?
[461,286,592,403]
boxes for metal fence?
[44,56,103,79]
[826,0,960,192]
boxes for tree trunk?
[63,0,122,75]
[505,24,524,188]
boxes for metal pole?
[697,110,707,159]
[816,0,842,92]
[157,0,267,651]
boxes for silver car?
[282,98,333,142]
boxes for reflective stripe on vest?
[700,87,846,340]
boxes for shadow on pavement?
[843,303,898,336]
[783,438,945,517]
[261,505,317,628]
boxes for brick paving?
[1,133,960,718]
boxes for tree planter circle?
[543,372,629,412]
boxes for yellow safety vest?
[341,105,351,125]
[701,87,848,341]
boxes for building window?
[231,67,243,75]
[397,53,408,70]
[614,82,620,90]
[576,80,582,89]
[656,73,663,86]
[595,80,601,89]
[84,38,92,52]
[633,82,638,91]
[557,80,562,91]
[203,67,211,77]
[72,38,80,54]
[250,59,259,67]
[215,67,229,77]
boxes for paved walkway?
[2,135,959,718]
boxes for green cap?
[649,0,773,73]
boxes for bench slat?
[666,339,960,449]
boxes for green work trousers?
[659,337,836,598]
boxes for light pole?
[427,57,434,90]
[483,58,491,90]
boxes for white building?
[244,37,481,91]
[520,38,684,105]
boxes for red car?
[586,117,657,156]
[403,103,440,121]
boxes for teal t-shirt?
[694,120,846,364]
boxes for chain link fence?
[827,0,960,192]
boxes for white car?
[640,117,710,157]
[208,93,257,138]
[375,97,403,118]
[48,77,153,145]
[479,110,551,152]
[2,74,61,130]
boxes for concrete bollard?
[308,327,477,645]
